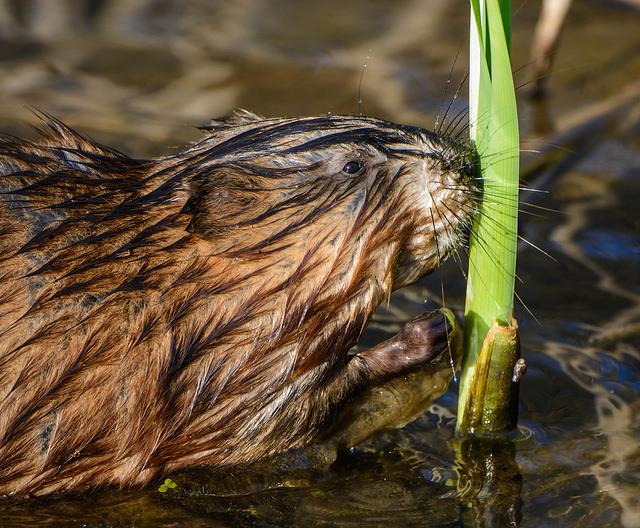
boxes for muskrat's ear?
[199,109,263,131]
[184,171,257,239]
[183,174,224,237]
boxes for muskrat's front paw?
[397,309,455,367]
[327,308,461,450]
[363,308,459,381]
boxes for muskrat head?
[183,112,476,290]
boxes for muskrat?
[0,111,475,495]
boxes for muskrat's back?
[0,112,474,495]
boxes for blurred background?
[0,0,639,527]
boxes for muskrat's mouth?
[427,173,478,264]
[437,145,479,254]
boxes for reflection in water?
[549,143,640,528]
[0,0,639,526]
[454,438,523,527]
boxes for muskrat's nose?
[461,161,475,181]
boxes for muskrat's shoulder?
[0,115,146,238]
[0,113,142,180]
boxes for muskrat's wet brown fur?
[0,111,474,495]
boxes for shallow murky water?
[0,0,639,526]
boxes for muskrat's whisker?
[440,203,474,244]
[435,56,466,135]
[439,280,458,381]
[458,234,506,312]
[475,113,520,151]
[470,233,528,287]
[484,199,556,215]
[514,289,540,325]
[430,207,442,264]
[449,194,545,219]
[446,193,537,224]
[473,153,521,168]
[455,183,554,212]
[440,83,468,139]
[460,196,555,262]
[428,187,453,242]
[459,103,521,147]
[444,106,469,134]
[468,143,541,164]
[433,199,461,264]
[451,244,463,266]
[446,108,471,141]
[512,209,546,219]
[483,196,562,215]
[444,183,547,196]
[450,119,471,144]
[436,209,458,263]
[434,54,457,133]
[518,186,548,193]
[450,240,465,267]
[454,248,469,280]
[453,120,473,142]
[445,202,522,285]
[474,233,524,286]
[459,205,516,246]
[442,106,469,140]
[516,234,556,261]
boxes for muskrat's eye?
[342,161,363,174]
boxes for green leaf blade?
[457,0,520,434]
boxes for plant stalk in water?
[456,0,521,436]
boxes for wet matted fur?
[0,112,475,494]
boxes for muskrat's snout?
[459,157,476,182]
[431,137,477,185]
[383,127,477,286]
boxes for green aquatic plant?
[456,0,521,435]
[158,478,178,493]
